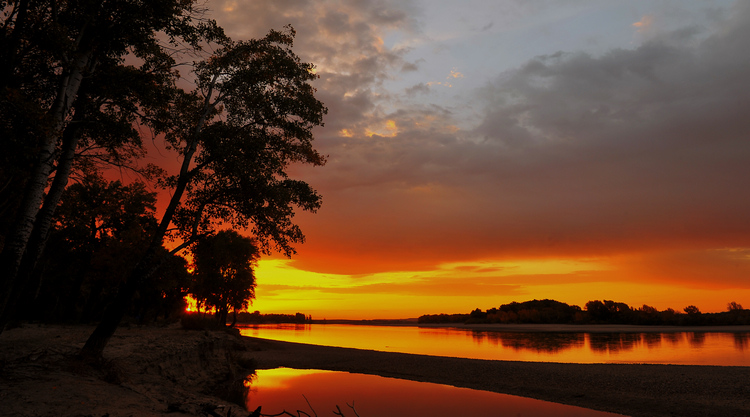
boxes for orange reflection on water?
[240,324,750,365]
[246,368,623,417]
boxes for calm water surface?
[239,323,750,365]
[246,368,625,417]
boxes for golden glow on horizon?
[251,257,750,319]
[439,258,611,276]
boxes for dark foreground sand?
[245,336,750,417]
[2,324,750,417]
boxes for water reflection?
[686,332,706,347]
[662,333,682,346]
[471,331,585,353]
[734,333,750,350]
[642,333,662,348]
[245,368,623,417]
[239,324,750,366]
[588,333,641,354]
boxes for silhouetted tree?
[420,299,750,326]
[0,0,225,333]
[728,301,744,311]
[585,300,632,323]
[190,231,260,326]
[27,171,158,322]
[82,26,326,356]
[684,305,701,315]
[133,248,191,323]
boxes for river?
[239,323,750,365]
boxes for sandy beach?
[2,324,750,417]
[0,324,254,417]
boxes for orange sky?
[139,0,750,319]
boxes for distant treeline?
[418,299,750,326]
[235,311,311,324]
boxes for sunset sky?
[162,0,750,318]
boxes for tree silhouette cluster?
[20,171,190,324]
[191,231,260,327]
[0,0,326,357]
[235,311,311,324]
[418,299,750,326]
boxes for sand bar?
[244,336,750,417]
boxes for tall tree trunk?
[21,95,85,278]
[0,118,83,328]
[0,47,94,334]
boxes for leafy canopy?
[157,26,327,256]
[190,230,260,317]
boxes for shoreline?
[415,323,750,333]
[3,324,749,417]
[243,335,750,417]
[0,324,253,417]
[288,321,750,333]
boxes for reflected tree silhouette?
[470,331,585,353]
[686,332,707,347]
[662,333,682,346]
[587,333,641,353]
[642,333,662,348]
[733,333,750,351]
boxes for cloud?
[632,15,654,33]
[405,83,430,96]
[448,69,464,79]
[279,2,750,279]
[401,61,421,72]
[256,276,524,297]
[205,1,750,296]
[321,278,524,297]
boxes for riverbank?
[245,336,750,417]
[2,324,749,417]
[0,324,253,417]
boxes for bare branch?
[346,402,361,417]
[302,395,318,417]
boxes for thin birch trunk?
[0,45,94,333]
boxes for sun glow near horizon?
[250,256,750,320]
